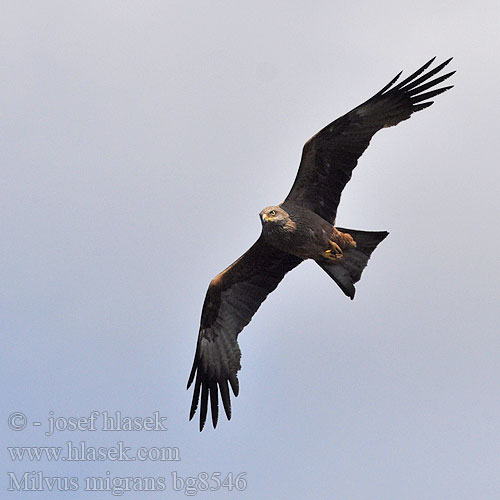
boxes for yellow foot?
[323,243,343,261]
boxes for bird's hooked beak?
[261,212,276,224]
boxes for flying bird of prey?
[188,57,454,430]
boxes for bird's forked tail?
[316,228,389,299]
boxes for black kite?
[188,57,454,430]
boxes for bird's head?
[259,206,289,227]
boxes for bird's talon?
[323,243,343,260]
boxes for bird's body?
[187,57,454,430]
[260,204,356,260]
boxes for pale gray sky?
[2,2,499,499]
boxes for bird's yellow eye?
[269,210,276,217]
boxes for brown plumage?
[188,57,454,430]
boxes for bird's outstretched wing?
[284,57,454,223]
[187,237,302,430]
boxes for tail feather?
[317,228,388,299]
